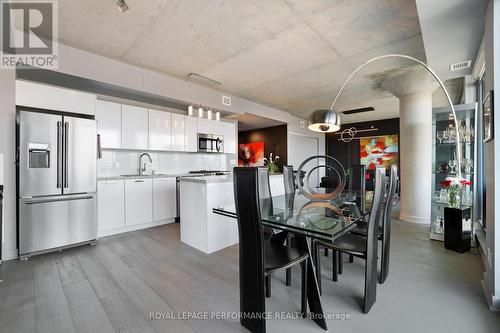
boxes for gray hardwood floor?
[1,219,499,333]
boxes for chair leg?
[349,254,354,263]
[380,237,390,284]
[301,260,308,317]
[285,237,292,286]
[314,242,322,294]
[338,252,343,275]
[265,275,271,298]
[324,247,328,257]
[332,250,338,282]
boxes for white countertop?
[179,175,233,183]
[97,173,187,181]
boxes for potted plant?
[440,177,472,208]
[263,153,279,173]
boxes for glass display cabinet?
[430,103,477,241]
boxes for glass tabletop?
[213,190,366,242]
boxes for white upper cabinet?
[198,118,224,136]
[184,116,198,152]
[223,122,236,154]
[149,109,172,151]
[96,100,122,149]
[122,105,149,149]
[171,113,185,151]
[16,80,97,115]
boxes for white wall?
[482,0,500,311]
[0,69,16,260]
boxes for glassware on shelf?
[448,159,457,173]
[440,189,449,203]
[434,216,444,234]
[436,131,445,144]
[434,191,441,202]
[462,190,473,206]
[445,125,456,143]
[460,158,474,173]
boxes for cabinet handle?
[135,180,144,183]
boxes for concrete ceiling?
[57,0,426,123]
[416,0,487,81]
[225,113,286,132]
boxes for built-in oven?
[198,133,224,153]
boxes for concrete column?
[398,92,433,223]
[381,67,436,224]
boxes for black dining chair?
[257,166,272,199]
[257,167,275,237]
[350,165,398,284]
[320,165,367,265]
[283,165,295,286]
[233,167,309,332]
[313,167,386,314]
[283,166,295,195]
[349,164,367,213]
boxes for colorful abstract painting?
[238,142,265,167]
[360,135,398,170]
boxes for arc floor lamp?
[308,54,463,180]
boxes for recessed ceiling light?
[117,0,129,13]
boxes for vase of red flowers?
[440,177,472,208]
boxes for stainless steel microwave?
[198,133,224,153]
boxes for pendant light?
[308,109,341,133]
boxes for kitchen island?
[179,175,237,254]
[179,173,285,254]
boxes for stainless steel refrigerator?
[17,109,97,259]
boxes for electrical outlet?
[300,121,306,128]
[487,247,493,268]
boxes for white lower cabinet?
[98,177,177,237]
[125,178,153,226]
[153,177,176,221]
[97,180,125,232]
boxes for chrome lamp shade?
[308,109,341,133]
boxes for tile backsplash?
[98,150,236,177]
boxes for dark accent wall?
[238,125,287,171]
[326,118,400,169]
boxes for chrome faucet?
[138,153,153,175]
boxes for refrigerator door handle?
[64,122,69,188]
[25,195,94,205]
[57,121,62,188]
[97,134,102,159]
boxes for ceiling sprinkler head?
[117,0,129,13]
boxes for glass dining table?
[213,189,365,333]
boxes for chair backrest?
[349,164,366,212]
[364,166,386,313]
[283,165,295,195]
[383,165,398,230]
[257,166,272,199]
[233,167,266,329]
